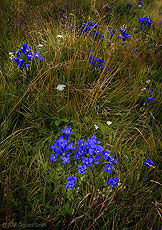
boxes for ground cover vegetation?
[0,0,162,229]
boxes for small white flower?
[141,87,146,91]
[146,79,150,84]
[37,44,44,48]
[94,124,99,130]
[57,35,63,38]
[56,84,66,91]
[106,121,112,125]
[9,52,15,60]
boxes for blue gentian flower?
[61,126,75,141]
[143,159,153,167]
[104,164,114,173]
[147,97,154,102]
[109,29,116,41]
[118,29,129,41]
[100,33,104,41]
[82,156,93,166]
[66,141,77,155]
[11,43,44,69]
[66,176,77,189]
[50,153,58,162]
[92,155,100,164]
[102,151,117,164]
[107,177,119,188]
[141,99,145,105]
[137,0,144,7]
[66,181,76,189]
[138,16,152,30]
[127,3,133,8]
[62,156,71,164]
[67,176,77,183]
[78,165,87,174]
[89,56,108,70]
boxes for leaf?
[61,118,69,122]
[55,119,61,126]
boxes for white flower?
[141,87,146,91]
[9,52,15,60]
[94,124,99,130]
[146,79,150,84]
[106,121,112,125]
[56,84,66,91]
[37,44,44,48]
[57,35,63,38]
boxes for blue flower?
[89,56,108,70]
[141,99,145,105]
[119,29,129,41]
[109,29,116,41]
[66,141,77,155]
[104,164,114,173]
[138,16,152,30]
[67,176,77,183]
[11,43,44,69]
[147,97,154,102]
[107,177,119,188]
[127,3,133,8]
[102,151,117,164]
[100,33,104,41]
[67,176,77,189]
[92,155,101,164]
[137,0,144,7]
[32,52,44,61]
[62,156,71,164]
[143,159,153,167]
[50,153,58,162]
[17,43,32,54]
[74,152,81,160]
[78,165,87,174]
[61,126,75,141]
[66,181,75,189]
[82,156,93,166]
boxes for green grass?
[0,0,162,229]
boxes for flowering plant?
[10,43,44,71]
[50,126,119,192]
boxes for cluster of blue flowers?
[66,176,77,189]
[108,29,116,41]
[137,0,144,7]
[144,159,153,167]
[11,43,44,70]
[50,126,119,189]
[89,56,109,70]
[50,126,76,165]
[142,89,154,105]
[118,29,130,41]
[78,21,130,43]
[143,159,154,178]
[126,3,133,8]
[138,16,152,30]
[79,22,98,35]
